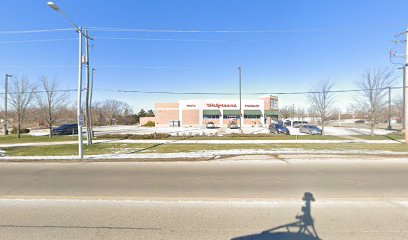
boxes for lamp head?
[47,2,60,11]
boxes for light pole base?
[2,123,8,136]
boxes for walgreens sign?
[206,103,237,108]
[180,100,263,109]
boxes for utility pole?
[404,29,408,143]
[3,74,11,135]
[90,68,95,139]
[338,109,341,127]
[85,29,92,145]
[77,27,84,158]
[238,66,242,133]
[387,86,392,130]
[392,29,408,143]
[48,1,87,158]
[403,68,406,130]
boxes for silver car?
[299,125,322,135]
[228,122,239,129]
[206,122,216,129]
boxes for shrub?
[142,121,155,127]
[98,133,171,139]
[10,127,30,134]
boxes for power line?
[0,86,403,96]
[0,27,323,37]
[0,38,76,44]
[89,27,324,33]
[98,86,404,95]
[96,65,195,69]
[0,37,287,44]
[0,28,75,35]
[0,64,199,69]
[0,64,77,68]
[93,36,285,42]
[99,89,237,95]
[0,89,77,95]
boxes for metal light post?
[84,29,92,146]
[404,29,408,143]
[238,66,242,133]
[3,74,12,135]
[47,1,84,158]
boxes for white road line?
[1,197,407,207]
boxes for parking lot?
[28,124,396,137]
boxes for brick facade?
[148,96,279,128]
[155,102,179,127]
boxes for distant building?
[153,95,279,127]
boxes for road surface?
[0,158,408,239]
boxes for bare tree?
[392,96,403,123]
[307,80,335,134]
[307,106,317,124]
[279,106,293,119]
[8,77,36,138]
[355,68,395,135]
[36,76,69,138]
[296,107,306,121]
[95,99,132,125]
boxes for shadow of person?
[231,192,321,240]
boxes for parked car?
[293,121,308,128]
[355,119,365,124]
[269,123,290,135]
[299,125,322,135]
[206,121,216,129]
[284,120,292,127]
[227,122,239,129]
[52,123,78,135]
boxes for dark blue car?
[269,123,290,135]
[52,123,78,135]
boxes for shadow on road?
[231,192,321,240]
[126,135,194,154]
[383,134,404,143]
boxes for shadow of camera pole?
[231,192,321,240]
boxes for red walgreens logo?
[206,103,237,108]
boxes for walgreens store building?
[154,95,279,127]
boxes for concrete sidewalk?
[1,149,408,162]
[0,138,403,148]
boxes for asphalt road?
[1,158,408,239]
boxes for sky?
[0,0,407,112]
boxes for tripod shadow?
[125,135,195,154]
[231,192,321,240]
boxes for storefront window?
[223,115,240,119]
[203,115,220,119]
[270,99,279,109]
[244,115,261,119]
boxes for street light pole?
[77,27,84,158]
[405,29,408,143]
[85,29,92,146]
[47,1,84,158]
[3,74,12,135]
[238,66,242,133]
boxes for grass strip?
[0,135,76,144]
[4,142,408,156]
